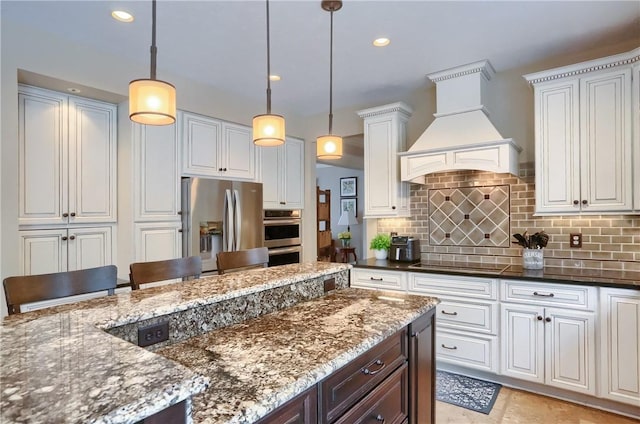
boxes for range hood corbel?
[400,60,521,183]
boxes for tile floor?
[436,386,638,423]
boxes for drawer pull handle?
[361,359,385,376]
[375,414,385,423]
[370,277,384,281]
[533,291,554,297]
[441,310,458,316]
[441,344,457,350]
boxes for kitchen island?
[0,262,439,423]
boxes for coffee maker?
[389,236,421,262]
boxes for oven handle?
[268,246,302,255]
[263,219,301,226]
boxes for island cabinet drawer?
[408,273,497,300]
[321,328,408,423]
[334,363,408,424]
[256,386,317,424]
[351,269,407,292]
[436,299,498,335]
[501,280,597,310]
[436,331,498,373]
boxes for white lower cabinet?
[19,227,112,276]
[500,280,597,396]
[134,222,182,262]
[350,268,407,291]
[599,288,640,406]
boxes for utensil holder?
[522,249,544,270]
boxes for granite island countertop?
[0,262,353,424]
[157,288,438,423]
[354,258,639,289]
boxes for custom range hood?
[400,60,521,183]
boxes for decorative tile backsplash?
[429,185,510,247]
[377,163,640,271]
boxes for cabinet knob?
[573,200,579,205]
[178,229,183,233]
[62,213,69,218]
[69,235,76,240]
[218,168,223,172]
[61,236,68,241]
[222,168,227,171]
[391,206,396,210]
[177,211,182,215]
[375,414,385,423]
[582,200,588,205]
[545,317,551,323]
[537,315,543,321]
[70,212,76,217]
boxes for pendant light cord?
[328,9,334,134]
[266,0,272,114]
[150,0,157,80]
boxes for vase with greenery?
[512,230,549,269]
[370,233,391,260]
[338,231,351,247]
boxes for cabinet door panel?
[580,69,633,211]
[534,80,580,213]
[223,123,256,180]
[69,97,117,223]
[18,88,67,225]
[182,112,222,176]
[135,222,182,262]
[500,304,544,383]
[19,229,67,275]
[135,124,180,220]
[67,227,113,271]
[545,308,595,395]
[365,118,395,215]
[283,138,304,209]
[260,146,282,209]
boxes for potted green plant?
[337,231,352,247]
[512,230,549,269]
[370,233,391,260]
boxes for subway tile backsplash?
[377,163,640,271]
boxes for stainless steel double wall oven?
[263,210,301,266]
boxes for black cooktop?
[407,261,510,275]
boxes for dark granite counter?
[354,258,639,290]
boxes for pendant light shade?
[253,113,286,146]
[317,0,343,159]
[253,0,286,146]
[317,134,343,159]
[129,0,176,125]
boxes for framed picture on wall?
[340,177,357,197]
[340,198,357,218]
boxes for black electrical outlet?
[138,321,169,347]
[324,277,336,292]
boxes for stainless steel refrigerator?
[181,177,263,273]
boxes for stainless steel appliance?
[263,210,302,266]
[181,177,263,273]
[389,236,421,262]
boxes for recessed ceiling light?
[269,75,281,81]
[67,88,81,94]
[112,10,134,23]
[373,37,390,47]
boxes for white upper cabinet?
[633,61,640,212]
[18,85,117,226]
[134,123,180,221]
[259,137,305,210]
[357,102,412,218]
[524,48,638,215]
[181,111,256,181]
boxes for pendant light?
[253,0,286,146]
[317,0,343,160]
[129,0,176,126]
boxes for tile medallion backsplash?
[429,185,510,247]
[377,163,640,271]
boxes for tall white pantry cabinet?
[18,85,116,276]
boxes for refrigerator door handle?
[223,189,235,251]
[233,189,242,251]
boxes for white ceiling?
[3,1,639,118]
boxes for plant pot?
[522,249,544,270]
[373,249,388,260]
[340,238,351,247]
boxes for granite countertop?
[354,258,639,289]
[157,288,438,424]
[0,262,352,424]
